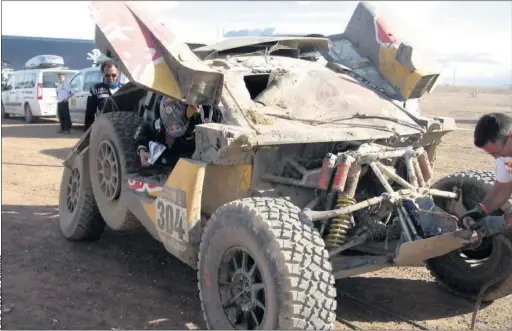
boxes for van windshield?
[42,72,76,88]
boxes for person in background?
[84,61,122,131]
[56,72,72,134]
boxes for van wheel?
[24,104,35,123]
[1,103,9,118]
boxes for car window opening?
[243,74,271,100]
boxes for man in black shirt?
[84,61,122,131]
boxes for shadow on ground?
[1,119,84,139]
[335,276,479,324]
[1,117,58,125]
[455,119,478,125]
[1,204,481,330]
[40,147,73,161]
[1,204,205,330]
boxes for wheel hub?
[66,168,81,213]
[218,248,266,329]
[96,140,121,201]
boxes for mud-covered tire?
[428,170,512,302]
[89,111,145,231]
[1,102,9,118]
[58,156,105,241]
[197,197,337,330]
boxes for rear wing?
[327,2,440,101]
[90,1,224,106]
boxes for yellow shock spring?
[326,194,355,247]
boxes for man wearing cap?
[460,112,512,233]
[56,72,72,134]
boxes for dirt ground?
[1,85,512,330]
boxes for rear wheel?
[24,103,35,123]
[58,155,105,240]
[428,170,512,302]
[198,197,337,329]
[89,111,145,231]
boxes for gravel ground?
[1,86,511,330]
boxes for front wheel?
[88,111,145,230]
[428,170,512,302]
[198,197,337,330]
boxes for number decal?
[69,97,76,106]
[156,199,188,242]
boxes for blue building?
[1,35,96,70]
[2,35,210,72]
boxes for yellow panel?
[141,159,206,225]
[201,164,252,215]
[378,47,423,100]
[164,159,206,224]
[141,60,183,100]
[141,161,252,225]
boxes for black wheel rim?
[218,247,266,330]
[66,168,80,213]
[96,140,121,201]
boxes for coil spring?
[326,194,355,247]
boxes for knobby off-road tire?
[197,197,337,330]
[89,111,145,231]
[58,155,105,241]
[428,170,512,302]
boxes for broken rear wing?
[90,1,224,106]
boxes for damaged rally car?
[60,1,512,330]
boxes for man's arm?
[133,121,157,154]
[84,86,98,131]
[482,181,512,214]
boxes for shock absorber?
[326,154,362,247]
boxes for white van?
[1,55,78,123]
[68,66,128,124]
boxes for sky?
[1,1,511,86]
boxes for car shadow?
[335,276,481,324]
[1,204,206,330]
[1,120,84,139]
[40,147,73,161]
[1,204,485,330]
[455,119,478,125]
[1,117,58,125]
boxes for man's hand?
[459,204,487,230]
[139,150,150,167]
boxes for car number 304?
[156,200,188,242]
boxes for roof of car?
[194,36,330,54]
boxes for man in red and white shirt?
[462,113,512,230]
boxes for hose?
[470,233,512,330]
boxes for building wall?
[1,35,95,70]
[2,35,209,72]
